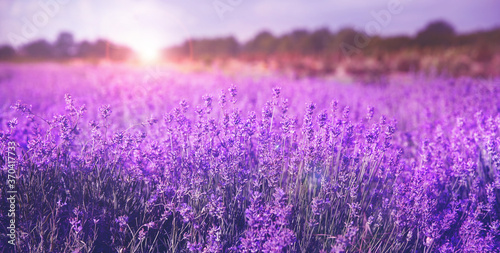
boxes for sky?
[0,0,499,60]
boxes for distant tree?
[307,28,332,54]
[288,29,310,54]
[164,36,239,60]
[245,31,277,55]
[335,28,359,46]
[221,36,240,56]
[164,42,191,59]
[75,39,130,61]
[275,35,292,54]
[54,32,76,58]
[416,20,456,47]
[93,39,109,58]
[191,37,239,59]
[0,45,16,60]
[22,39,54,58]
[377,35,413,51]
[335,27,364,57]
[76,40,93,58]
[108,44,133,61]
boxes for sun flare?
[135,46,161,63]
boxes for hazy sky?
[1,0,499,58]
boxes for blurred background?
[0,0,499,81]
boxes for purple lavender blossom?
[1,65,499,252]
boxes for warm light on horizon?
[123,30,165,64]
[135,46,161,64]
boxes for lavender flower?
[2,65,499,253]
[99,104,112,119]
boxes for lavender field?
[0,64,499,252]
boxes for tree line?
[0,32,133,62]
[165,20,499,62]
[1,20,498,66]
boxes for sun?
[130,38,162,64]
[135,46,161,64]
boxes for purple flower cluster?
[240,190,295,252]
[0,65,499,252]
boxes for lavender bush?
[0,64,499,252]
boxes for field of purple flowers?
[0,64,499,252]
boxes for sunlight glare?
[136,46,160,63]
